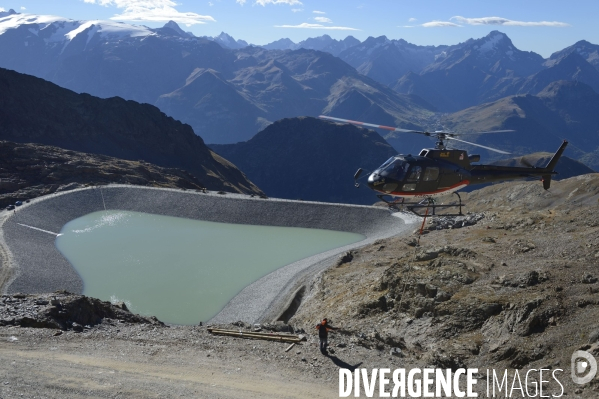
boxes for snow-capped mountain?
[0,11,157,45]
[0,11,247,51]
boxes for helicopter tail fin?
[541,140,568,190]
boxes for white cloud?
[312,10,325,14]
[275,22,359,31]
[408,17,416,22]
[83,0,216,26]
[422,21,461,28]
[0,7,5,12]
[208,1,214,6]
[451,16,569,27]
[255,0,302,5]
[291,8,303,12]
[314,16,332,23]
[20,6,27,10]
[236,0,246,4]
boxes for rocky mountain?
[262,38,296,50]
[441,80,599,169]
[262,32,599,117]
[154,47,434,143]
[210,117,397,205]
[262,34,360,56]
[337,36,458,88]
[395,31,546,111]
[0,12,432,144]
[0,8,16,18]
[158,21,195,38]
[517,51,599,95]
[546,40,599,70]
[0,141,208,208]
[262,34,458,88]
[0,67,262,195]
[296,35,360,56]
[200,32,249,49]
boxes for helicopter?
[319,115,568,216]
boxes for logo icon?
[571,350,598,385]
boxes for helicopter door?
[417,166,440,192]
[438,167,462,189]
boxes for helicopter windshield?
[378,158,409,180]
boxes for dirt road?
[0,325,340,398]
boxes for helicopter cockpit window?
[378,157,395,170]
[406,166,422,181]
[379,159,409,180]
[423,167,439,182]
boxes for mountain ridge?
[0,12,434,144]
[441,80,599,169]
[0,67,262,194]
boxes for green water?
[55,210,364,325]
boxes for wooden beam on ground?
[207,327,305,343]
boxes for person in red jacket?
[316,318,337,353]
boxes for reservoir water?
[55,210,364,325]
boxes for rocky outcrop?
[0,292,163,331]
[0,141,207,208]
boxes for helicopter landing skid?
[377,192,464,217]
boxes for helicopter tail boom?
[541,140,568,190]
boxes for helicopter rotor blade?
[446,136,511,154]
[453,129,516,135]
[319,115,425,134]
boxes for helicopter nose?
[367,172,381,189]
[368,173,399,193]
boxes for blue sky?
[1,0,598,57]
